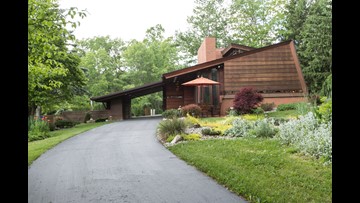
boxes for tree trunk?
[29,103,37,117]
[35,106,42,119]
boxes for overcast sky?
[58,0,195,41]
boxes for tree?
[298,0,332,94]
[122,25,181,115]
[280,0,313,45]
[28,0,87,116]
[123,24,181,86]
[229,0,287,47]
[174,0,231,65]
[76,36,128,97]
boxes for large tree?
[76,36,128,97]
[123,24,181,86]
[297,0,332,94]
[229,0,286,47]
[28,0,87,116]
[122,25,181,115]
[174,0,231,65]
[174,0,286,64]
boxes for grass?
[28,122,109,166]
[266,109,299,119]
[168,138,332,203]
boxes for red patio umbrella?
[181,76,220,86]
[181,76,219,104]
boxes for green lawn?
[266,109,300,118]
[28,122,109,166]
[168,138,332,203]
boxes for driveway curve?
[28,117,247,203]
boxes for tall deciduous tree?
[123,25,181,115]
[229,0,286,47]
[28,0,87,116]
[123,24,181,86]
[76,36,128,97]
[298,0,332,94]
[175,0,231,65]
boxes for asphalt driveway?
[28,117,247,202]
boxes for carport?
[90,81,164,120]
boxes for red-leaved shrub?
[181,104,202,117]
[233,87,263,114]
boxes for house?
[91,37,307,120]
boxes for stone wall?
[46,110,111,123]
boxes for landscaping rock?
[171,135,183,144]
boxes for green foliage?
[123,24,181,85]
[314,98,332,123]
[298,0,332,94]
[277,112,332,163]
[28,118,51,142]
[166,135,176,143]
[182,133,201,141]
[295,102,312,115]
[260,102,275,111]
[185,114,201,127]
[249,119,278,138]
[54,120,78,129]
[320,73,332,98]
[174,0,232,64]
[276,102,301,111]
[168,139,332,203]
[28,0,87,114]
[251,107,264,115]
[229,0,286,47]
[241,114,264,121]
[201,128,222,136]
[95,118,107,122]
[162,109,182,119]
[181,104,202,117]
[158,118,187,140]
[224,118,254,137]
[227,108,239,116]
[267,110,299,119]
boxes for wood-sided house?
[91,37,307,120]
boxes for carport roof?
[90,81,164,102]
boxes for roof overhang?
[90,81,164,102]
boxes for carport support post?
[123,97,131,119]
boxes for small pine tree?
[233,87,263,114]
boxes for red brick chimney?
[197,37,223,64]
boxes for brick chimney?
[197,37,223,64]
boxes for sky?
[58,0,195,41]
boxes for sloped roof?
[163,40,293,80]
[91,81,164,102]
[221,43,255,56]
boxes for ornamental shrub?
[182,133,201,141]
[181,104,201,117]
[55,119,78,128]
[276,103,299,111]
[158,118,187,141]
[223,117,254,137]
[233,87,263,114]
[162,109,182,119]
[201,128,222,136]
[28,117,51,141]
[249,119,278,138]
[260,102,275,111]
[277,112,332,163]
